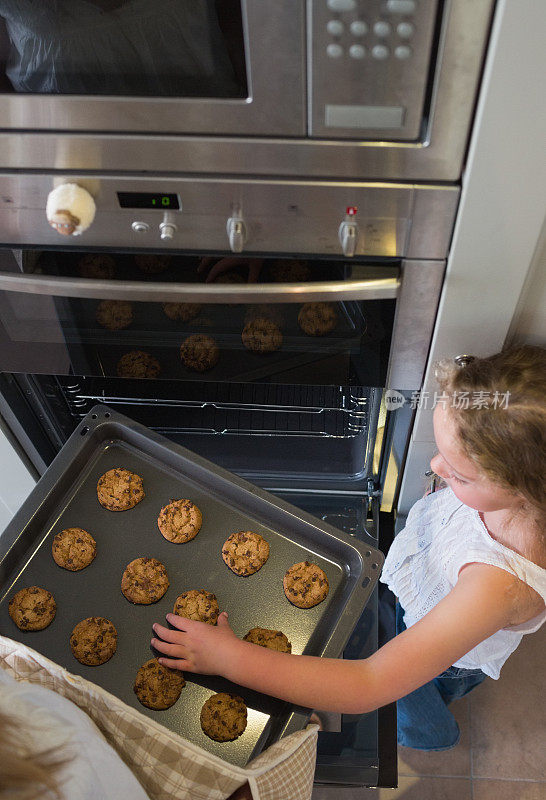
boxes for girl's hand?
[198,256,263,283]
[151,611,240,675]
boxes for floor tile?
[470,631,546,781]
[397,697,471,777]
[312,776,472,799]
[472,779,546,800]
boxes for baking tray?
[0,405,383,767]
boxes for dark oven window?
[0,248,396,389]
[0,1,247,97]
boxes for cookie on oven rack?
[297,302,338,336]
[241,317,283,353]
[162,302,203,322]
[96,299,133,330]
[116,350,161,379]
[180,334,219,372]
[78,254,116,280]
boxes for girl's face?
[431,404,520,513]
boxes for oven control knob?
[338,219,359,257]
[46,183,96,236]
[159,212,177,241]
[226,216,247,253]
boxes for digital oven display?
[117,192,180,210]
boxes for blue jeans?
[396,603,487,750]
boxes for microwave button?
[131,221,150,233]
[327,0,356,11]
[349,44,366,59]
[326,43,344,59]
[396,21,414,38]
[386,0,416,14]
[371,44,389,60]
[394,45,412,60]
[373,21,392,38]
[327,19,344,36]
[349,20,368,37]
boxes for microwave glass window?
[0,1,247,98]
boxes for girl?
[151,345,546,751]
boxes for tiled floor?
[312,628,546,799]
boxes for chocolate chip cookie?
[97,468,145,511]
[270,259,310,283]
[134,658,185,710]
[78,254,116,280]
[243,627,292,653]
[180,334,219,372]
[297,302,338,336]
[116,350,161,379]
[8,586,56,631]
[121,557,169,604]
[52,527,97,571]
[96,300,133,330]
[241,317,283,354]
[157,499,202,544]
[283,561,329,608]
[162,302,203,322]
[200,693,247,742]
[134,254,171,274]
[69,616,117,665]
[222,531,270,577]
[173,589,219,625]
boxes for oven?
[0,169,454,787]
[0,0,494,180]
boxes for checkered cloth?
[0,636,318,800]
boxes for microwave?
[0,0,494,180]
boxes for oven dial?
[132,221,150,233]
[46,183,96,236]
[226,216,247,253]
[338,219,359,257]
[159,212,177,241]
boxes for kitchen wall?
[0,419,36,533]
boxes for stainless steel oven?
[0,0,494,180]
[0,169,454,788]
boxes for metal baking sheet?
[0,405,383,766]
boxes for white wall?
[0,420,36,534]
[398,0,546,515]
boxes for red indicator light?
[346,206,358,216]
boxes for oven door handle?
[0,272,399,303]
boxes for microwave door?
[0,1,306,135]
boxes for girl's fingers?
[151,638,188,659]
[157,657,189,671]
[152,622,185,642]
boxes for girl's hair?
[0,709,64,798]
[435,345,546,522]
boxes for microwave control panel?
[309,0,440,140]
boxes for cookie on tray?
[243,627,292,653]
[52,527,97,571]
[97,467,145,511]
[241,317,283,354]
[116,350,161,379]
[121,557,169,604]
[78,254,116,280]
[157,499,202,544]
[173,589,220,625]
[8,586,56,631]
[212,271,244,284]
[297,302,338,336]
[134,658,185,710]
[134,254,171,274]
[70,616,117,666]
[270,259,310,283]
[200,693,247,742]
[222,531,270,577]
[96,300,133,330]
[180,334,219,372]
[162,302,202,322]
[283,561,329,609]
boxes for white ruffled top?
[380,488,546,679]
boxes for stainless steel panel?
[0,173,459,259]
[0,1,494,180]
[0,1,306,136]
[386,260,445,390]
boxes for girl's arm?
[151,563,519,714]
